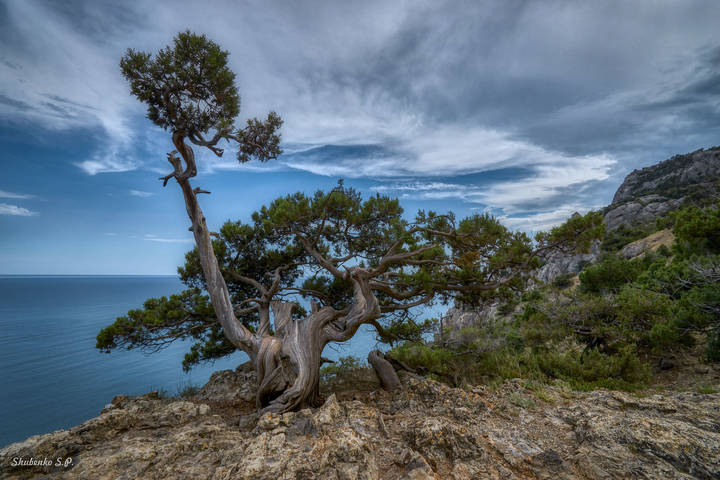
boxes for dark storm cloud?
[2,0,720,228]
[0,94,33,111]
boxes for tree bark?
[254,271,382,413]
[368,350,401,392]
[170,133,257,358]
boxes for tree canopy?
[120,30,282,164]
[97,184,603,370]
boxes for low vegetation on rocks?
[387,199,720,395]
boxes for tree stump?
[368,350,401,392]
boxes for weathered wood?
[368,350,401,392]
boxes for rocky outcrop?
[612,147,720,205]
[605,147,720,231]
[603,194,683,231]
[619,229,675,259]
[194,362,257,405]
[538,147,720,279]
[441,303,499,334]
[535,240,601,284]
[2,370,718,479]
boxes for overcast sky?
[1,0,719,274]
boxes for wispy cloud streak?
[0,203,38,216]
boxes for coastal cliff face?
[1,368,718,479]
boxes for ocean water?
[0,276,383,447]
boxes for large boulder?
[193,362,257,405]
[535,240,601,284]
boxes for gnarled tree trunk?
[166,133,386,413]
[255,273,382,413]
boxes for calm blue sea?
[0,276,383,447]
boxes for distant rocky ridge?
[2,367,718,479]
[611,147,720,205]
[604,147,720,230]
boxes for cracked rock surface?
[1,372,718,479]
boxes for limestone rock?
[604,194,683,231]
[619,228,675,259]
[612,147,720,205]
[605,147,720,231]
[1,372,718,479]
[193,363,258,405]
[535,240,601,284]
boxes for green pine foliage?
[97,185,604,370]
[388,202,720,391]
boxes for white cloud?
[0,190,34,199]
[74,144,138,175]
[144,234,193,243]
[366,141,614,213]
[498,204,600,232]
[479,156,615,213]
[1,0,717,241]
[0,203,38,216]
[284,125,616,183]
[129,189,153,198]
[0,1,141,175]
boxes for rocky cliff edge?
[1,368,718,480]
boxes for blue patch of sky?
[3,124,529,274]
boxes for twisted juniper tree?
[99,31,603,413]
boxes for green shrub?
[534,347,649,391]
[672,203,720,256]
[657,244,672,257]
[320,355,362,382]
[602,224,653,253]
[707,330,720,362]
[392,343,460,377]
[552,273,575,289]
[648,320,680,353]
[579,254,657,293]
[319,355,380,392]
[614,286,673,346]
[697,384,718,394]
